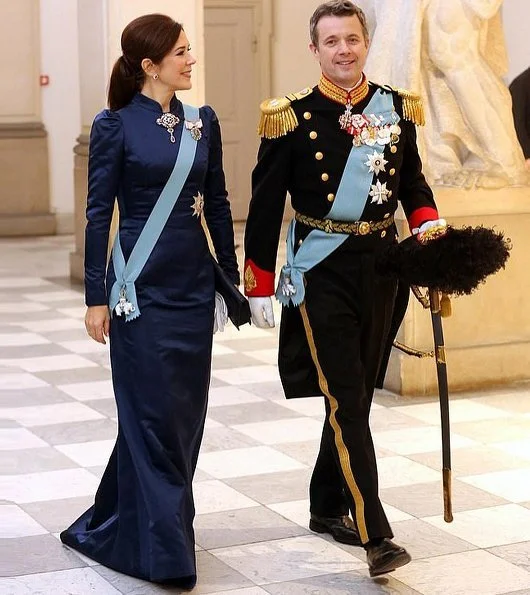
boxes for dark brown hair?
[310,1,369,46]
[108,14,183,111]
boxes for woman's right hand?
[85,305,110,344]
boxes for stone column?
[70,0,204,281]
[69,0,108,280]
[0,0,55,236]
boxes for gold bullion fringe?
[258,97,298,139]
[397,88,425,126]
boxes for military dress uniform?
[244,75,439,545]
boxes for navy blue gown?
[60,93,239,587]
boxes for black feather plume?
[376,226,511,295]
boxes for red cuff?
[244,259,275,296]
[408,206,439,232]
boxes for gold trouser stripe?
[299,303,369,543]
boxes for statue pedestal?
[386,185,530,396]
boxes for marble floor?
[1,229,530,595]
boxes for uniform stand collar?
[318,74,369,106]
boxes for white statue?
[358,0,528,187]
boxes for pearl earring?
[153,74,159,80]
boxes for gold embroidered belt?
[294,212,394,235]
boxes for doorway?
[204,0,271,221]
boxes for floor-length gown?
[60,93,239,588]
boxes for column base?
[0,123,55,237]
[70,135,89,282]
[0,213,56,237]
[69,250,84,283]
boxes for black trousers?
[299,248,397,544]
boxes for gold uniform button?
[315,151,323,160]
[304,112,312,120]
[390,145,397,154]
[321,173,329,181]
[389,168,396,176]
[384,213,390,219]
[327,193,335,202]
[309,131,318,140]
[381,230,387,238]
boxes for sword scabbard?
[429,288,453,523]
[443,467,453,523]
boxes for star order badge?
[191,192,204,217]
[369,180,391,205]
[365,150,388,175]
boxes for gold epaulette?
[258,87,313,139]
[396,88,425,126]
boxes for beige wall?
[0,0,54,236]
[78,0,107,135]
[271,0,321,95]
[0,1,41,124]
[503,0,530,83]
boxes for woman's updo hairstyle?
[107,14,183,111]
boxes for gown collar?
[132,92,181,114]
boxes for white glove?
[249,296,275,328]
[412,218,447,235]
[413,218,448,244]
[213,292,228,333]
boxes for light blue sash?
[108,104,199,322]
[276,90,398,306]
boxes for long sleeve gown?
[60,92,239,588]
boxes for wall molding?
[0,122,47,139]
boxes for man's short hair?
[310,1,369,46]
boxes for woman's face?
[156,30,196,91]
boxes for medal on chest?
[339,105,401,150]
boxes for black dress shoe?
[309,514,362,546]
[366,538,411,577]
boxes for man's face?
[310,14,369,89]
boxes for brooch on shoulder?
[185,118,203,141]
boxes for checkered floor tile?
[1,229,529,594]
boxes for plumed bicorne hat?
[376,226,512,295]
